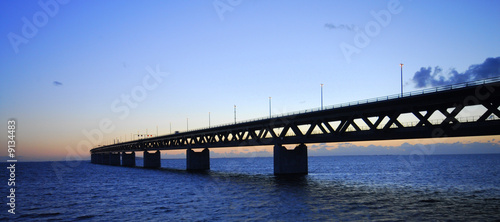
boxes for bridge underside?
[91,80,500,174]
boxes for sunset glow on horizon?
[1,0,500,161]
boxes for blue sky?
[1,0,500,161]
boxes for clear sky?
[1,0,500,161]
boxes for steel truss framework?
[91,81,500,154]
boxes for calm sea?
[1,154,500,221]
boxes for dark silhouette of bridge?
[91,77,500,174]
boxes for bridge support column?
[98,154,105,164]
[95,154,101,164]
[144,150,161,168]
[186,148,210,171]
[102,153,110,165]
[273,143,308,175]
[109,153,121,166]
[92,153,99,164]
[122,152,136,167]
[91,153,96,164]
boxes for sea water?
[1,154,499,221]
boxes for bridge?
[91,77,500,174]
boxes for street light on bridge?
[400,63,404,97]
[269,97,272,118]
[321,84,324,110]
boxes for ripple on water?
[2,155,500,221]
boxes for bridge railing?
[183,76,500,134]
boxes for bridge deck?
[91,77,500,154]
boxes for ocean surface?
[2,154,500,221]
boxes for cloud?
[324,23,358,32]
[411,57,500,88]
[53,81,63,86]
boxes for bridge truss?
[91,78,500,154]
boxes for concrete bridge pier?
[186,148,210,171]
[91,153,96,164]
[109,153,121,166]
[144,150,161,168]
[92,153,102,164]
[273,143,308,175]
[102,153,110,165]
[94,154,102,164]
[122,152,136,167]
[98,154,105,164]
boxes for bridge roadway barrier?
[144,150,161,168]
[122,152,136,167]
[186,148,210,171]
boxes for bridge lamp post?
[269,97,272,118]
[400,63,404,97]
[321,84,324,110]
[234,105,237,124]
[209,112,211,128]
[187,118,189,131]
